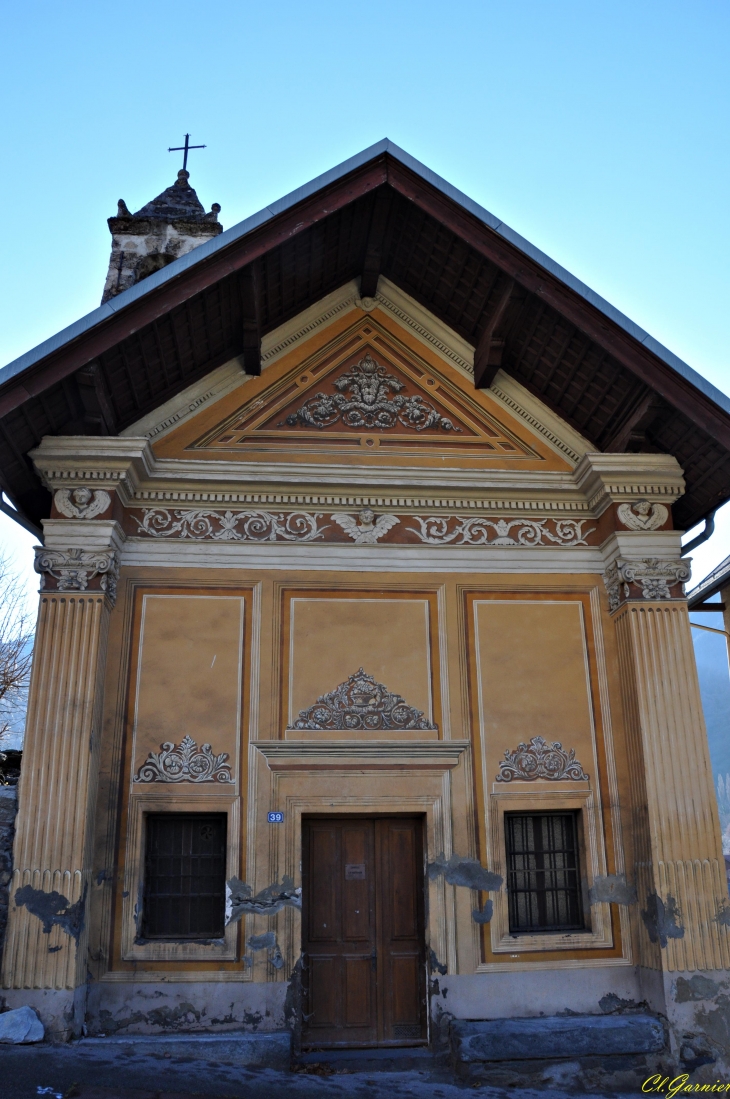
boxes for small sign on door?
[267,811,284,823]
[345,863,366,880]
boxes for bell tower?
[101,168,222,303]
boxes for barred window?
[142,814,227,940]
[504,812,585,933]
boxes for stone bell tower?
[101,169,223,304]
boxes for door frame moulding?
[261,778,461,979]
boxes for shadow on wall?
[0,752,21,968]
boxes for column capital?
[600,529,690,612]
[34,520,125,605]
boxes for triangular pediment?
[155,301,572,472]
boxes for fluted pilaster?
[1,591,111,999]
[614,601,730,971]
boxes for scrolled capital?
[34,547,119,605]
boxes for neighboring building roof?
[688,554,730,607]
[1,139,729,529]
[131,168,219,222]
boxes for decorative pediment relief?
[287,668,437,733]
[185,316,546,464]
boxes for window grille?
[504,812,584,933]
[142,813,227,940]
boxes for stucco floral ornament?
[134,735,234,783]
[282,353,460,432]
[496,735,589,782]
[289,668,437,731]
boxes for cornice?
[573,453,685,516]
[260,281,361,367]
[29,442,688,522]
[252,739,469,770]
[372,278,475,378]
[30,437,155,506]
[488,370,593,467]
[120,539,605,573]
[119,358,249,441]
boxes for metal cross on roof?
[168,133,206,171]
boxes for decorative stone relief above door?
[287,668,437,732]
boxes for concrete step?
[74,1030,291,1069]
[450,1014,668,1092]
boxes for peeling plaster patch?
[599,993,646,1014]
[588,874,637,906]
[675,975,721,1003]
[427,853,502,892]
[641,892,685,947]
[284,956,304,1050]
[429,949,447,976]
[226,876,302,924]
[472,900,493,924]
[716,900,730,927]
[15,882,87,941]
[97,1002,203,1035]
[270,946,285,970]
[679,1030,716,1073]
[694,997,730,1064]
[247,932,277,951]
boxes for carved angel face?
[633,499,653,517]
[71,487,93,508]
[359,508,375,527]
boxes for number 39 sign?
[267,811,284,823]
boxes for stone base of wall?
[85,981,288,1037]
[450,1014,669,1092]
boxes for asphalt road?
[0,1044,640,1099]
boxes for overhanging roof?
[2,139,729,529]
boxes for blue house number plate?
[267,811,284,823]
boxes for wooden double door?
[302,816,427,1048]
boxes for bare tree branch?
[0,553,34,778]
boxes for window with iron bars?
[504,811,586,933]
[142,813,227,940]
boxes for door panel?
[377,819,427,1043]
[310,956,339,1026]
[302,816,426,1048]
[309,826,339,941]
[345,956,373,1026]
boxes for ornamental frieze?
[288,668,437,732]
[129,508,597,547]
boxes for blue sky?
[1,0,730,601]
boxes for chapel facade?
[2,143,730,1084]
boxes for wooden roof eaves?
[0,154,389,420]
[1,139,729,453]
[385,158,730,451]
